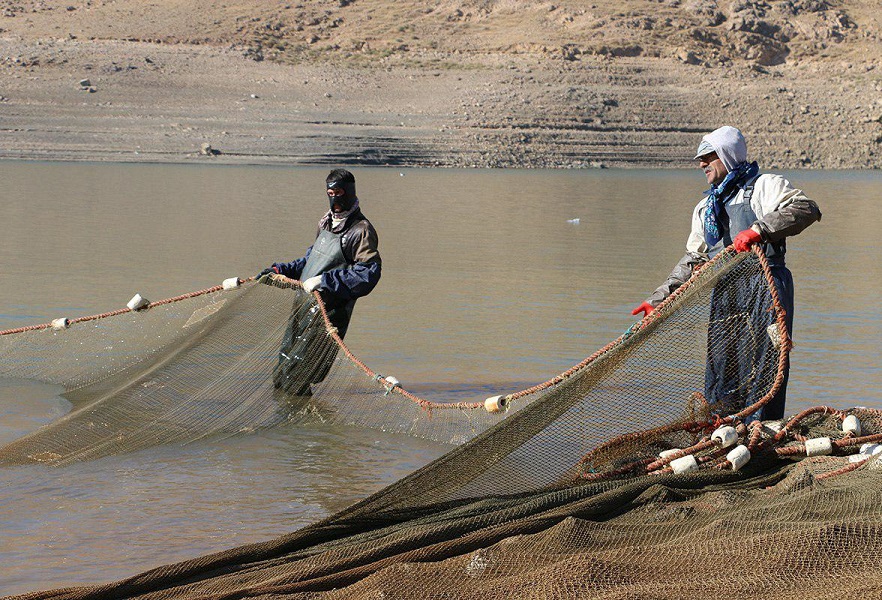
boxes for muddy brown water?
[0,163,879,594]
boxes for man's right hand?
[631,301,655,318]
[256,266,279,279]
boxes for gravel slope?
[1,0,880,168]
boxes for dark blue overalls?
[704,177,794,421]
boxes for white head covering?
[693,126,747,171]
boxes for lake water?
[0,163,879,595]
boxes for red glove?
[733,228,762,252]
[631,302,655,318]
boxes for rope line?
[0,247,794,419]
[0,283,229,336]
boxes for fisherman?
[630,126,821,420]
[257,168,381,394]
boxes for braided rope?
[0,283,230,336]
[0,246,792,418]
[729,245,793,420]
[281,276,486,412]
[815,457,872,480]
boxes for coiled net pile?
[5,248,882,599]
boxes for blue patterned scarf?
[703,161,759,247]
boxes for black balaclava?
[326,168,357,214]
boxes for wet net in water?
[0,276,508,466]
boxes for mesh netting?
[6,248,882,599]
[0,278,507,466]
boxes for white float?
[127,294,150,311]
[842,415,862,436]
[859,443,882,456]
[484,395,508,413]
[727,445,751,471]
[805,437,833,457]
[670,454,699,474]
[711,426,739,448]
[51,318,70,331]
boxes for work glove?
[631,301,655,318]
[256,266,279,279]
[733,228,762,253]
[302,275,323,293]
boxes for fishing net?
[0,276,507,466]
[6,248,882,599]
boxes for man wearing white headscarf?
[630,126,821,420]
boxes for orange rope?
[500,252,736,403]
[747,421,764,451]
[731,245,793,420]
[0,282,229,336]
[834,431,882,450]
[288,275,486,412]
[816,457,871,480]
[575,420,711,469]
[772,406,844,444]
[0,247,797,421]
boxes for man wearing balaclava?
[630,126,821,420]
[257,168,381,394]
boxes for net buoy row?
[657,425,753,474]
[126,277,241,312]
[47,277,242,333]
[587,407,880,485]
[663,444,752,473]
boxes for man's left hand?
[302,275,323,293]
[733,228,762,252]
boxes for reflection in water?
[0,163,879,593]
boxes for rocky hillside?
[3,0,878,65]
[1,0,880,168]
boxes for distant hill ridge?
[3,0,879,68]
[1,1,880,168]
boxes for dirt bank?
[1,0,880,168]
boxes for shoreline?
[3,155,880,173]
[2,38,880,170]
